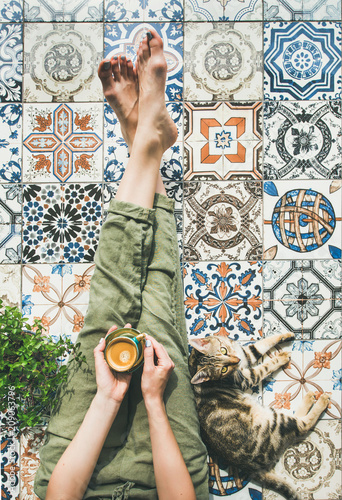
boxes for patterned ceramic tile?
[209,464,261,499]
[105,0,182,21]
[0,264,21,306]
[0,0,22,21]
[22,183,102,263]
[184,261,263,340]
[23,23,103,102]
[264,100,342,180]
[0,103,22,183]
[104,102,182,183]
[184,181,262,261]
[22,262,94,341]
[24,0,103,21]
[0,184,22,263]
[23,103,103,183]
[104,23,183,101]
[0,23,22,102]
[262,420,342,500]
[20,427,46,500]
[184,22,263,101]
[185,0,262,21]
[184,101,262,180]
[1,432,20,500]
[265,0,342,21]
[264,22,342,100]
[263,180,342,261]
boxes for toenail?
[103,61,111,70]
[121,56,126,61]
[146,31,153,40]
[114,56,118,60]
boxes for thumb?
[143,339,154,369]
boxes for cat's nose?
[230,356,240,364]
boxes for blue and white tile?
[1,432,20,500]
[263,180,342,260]
[184,22,263,101]
[265,0,342,21]
[23,103,103,183]
[23,23,103,102]
[209,468,262,500]
[105,23,183,101]
[264,22,342,100]
[184,261,263,341]
[0,23,22,102]
[184,181,262,261]
[185,0,262,21]
[264,101,342,180]
[0,0,23,21]
[0,103,22,183]
[104,101,183,183]
[105,0,182,22]
[25,0,103,21]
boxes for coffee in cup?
[104,328,146,372]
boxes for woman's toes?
[120,55,127,78]
[112,56,120,81]
[127,59,134,79]
[98,59,112,79]
[141,36,150,60]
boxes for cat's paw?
[304,391,316,406]
[280,332,295,343]
[316,392,331,411]
[276,350,292,367]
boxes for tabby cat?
[189,332,330,500]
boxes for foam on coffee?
[106,339,137,371]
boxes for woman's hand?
[94,324,132,404]
[141,335,174,405]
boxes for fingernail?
[99,337,104,344]
[145,339,151,348]
[121,55,126,61]
[146,31,153,40]
[103,61,111,70]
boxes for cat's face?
[190,336,240,384]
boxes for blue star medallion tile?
[24,0,103,22]
[264,22,342,100]
[0,0,23,21]
[0,104,22,183]
[0,24,22,102]
[264,0,342,21]
[105,22,183,101]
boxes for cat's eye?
[220,346,227,355]
[221,366,228,373]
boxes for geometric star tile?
[184,22,263,100]
[264,0,342,21]
[184,180,262,261]
[22,183,102,263]
[0,103,22,183]
[264,22,342,100]
[184,101,262,180]
[105,0,183,21]
[264,100,342,180]
[263,180,342,260]
[104,22,183,101]
[23,103,103,183]
[184,0,262,21]
[24,0,103,21]
[0,23,22,102]
[184,260,263,341]
[23,23,103,102]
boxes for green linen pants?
[34,194,209,499]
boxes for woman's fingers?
[146,335,173,366]
[143,338,155,369]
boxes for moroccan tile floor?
[0,0,341,499]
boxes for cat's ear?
[191,366,211,385]
[189,337,211,354]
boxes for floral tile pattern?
[184,181,262,261]
[265,0,341,21]
[22,263,95,342]
[24,0,103,21]
[264,100,342,180]
[105,0,183,22]
[263,180,342,260]
[104,23,183,101]
[184,22,263,101]
[0,0,23,22]
[0,23,22,102]
[104,102,183,183]
[23,23,103,102]
[184,260,263,340]
[0,103,22,182]
[0,264,21,306]
[1,432,20,500]
[185,0,262,21]
[22,183,102,263]
[20,427,46,500]
[23,103,103,183]
[184,101,262,180]
[264,22,342,100]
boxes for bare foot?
[135,29,178,153]
[98,55,138,151]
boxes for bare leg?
[98,31,174,201]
